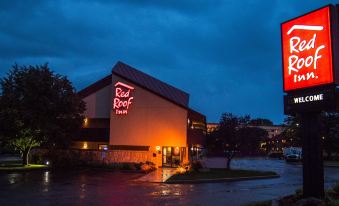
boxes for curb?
[0,167,50,173]
[165,174,280,184]
[324,164,339,168]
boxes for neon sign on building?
[113,82,135,115]
[281,6,334,92]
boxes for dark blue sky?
[0,0,337,124]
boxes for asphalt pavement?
[0,158,339,206]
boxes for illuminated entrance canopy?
[281,6,334,92]
[113,82,135,115]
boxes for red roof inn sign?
[113,82,134,115]
[282,5,339,114]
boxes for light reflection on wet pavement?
[1,159,339,206]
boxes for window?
[98,144,109,151]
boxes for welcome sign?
[282,5,339,114]
[281,6,334,92]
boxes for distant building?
[207,123,219,134]
[250,125,283,139]
[254,125,286,153]
[206,123,285,153]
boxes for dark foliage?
[249,118,273,126]
[207,113,268,169]
[0,64,86,151]
[282,113,339,160]
[281,115,301,147]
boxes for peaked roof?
[112,61,189,108]
[77,74,111,98]
[78,61,189,108]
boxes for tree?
[281,113,339,160]
[249,118,273,126]
[238,127,268,155]
[216,113,250,169]
[281,115,301,147]
[321,112,339,160]
[10,129,42,165]
[206,113,269,169]
[0,64,85,165]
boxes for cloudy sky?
[0,0,337,124]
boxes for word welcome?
[293,94,324,104]
[113,82,135,115]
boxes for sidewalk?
[134,168,177,183]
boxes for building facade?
[73,62,206,167]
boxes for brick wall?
[31,149,161,167]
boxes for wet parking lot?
[1,158,339,206]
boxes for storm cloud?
[0,0,337,124]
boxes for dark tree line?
[207,113,269,169]
[0,64,85,165]
[282,113,339,160]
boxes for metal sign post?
[299,112,324,198]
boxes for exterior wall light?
[83,142,88,149]
[155,146,161,154]
[83,117,88,126]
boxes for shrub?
[191,160,202,172]
[333,182,339,194]
[294,188,303,200]
[140,164,151,171]
[140,161,156,172]
[30,153,45,165]
[121,163,137,170]
[176,162,191,174]
[328,199,339,206]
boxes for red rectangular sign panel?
[281,6,334,92]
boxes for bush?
[30,152,46,165]
[121,163,137,170]
[176,162,191,174]
[333,183,339,194]
[140,161,156,172]
[294,188,303,200]
[191,160,202,172]
[328,199,339,206]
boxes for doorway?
[162,146,183,167]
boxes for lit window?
[98,144,108,151]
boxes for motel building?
[72,61,206,167]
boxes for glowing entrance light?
[113,82,135,115]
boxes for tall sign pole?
[281,5,339,198]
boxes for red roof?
[77,74,111,98]
[78,61,189,108]
[112,61,189,108]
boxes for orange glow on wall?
[281,6,334,92]
[174,147,180,155]
[82,142,88,149]
[83,117,88,127]
[113,82,135,115]
[110,75,187,148]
